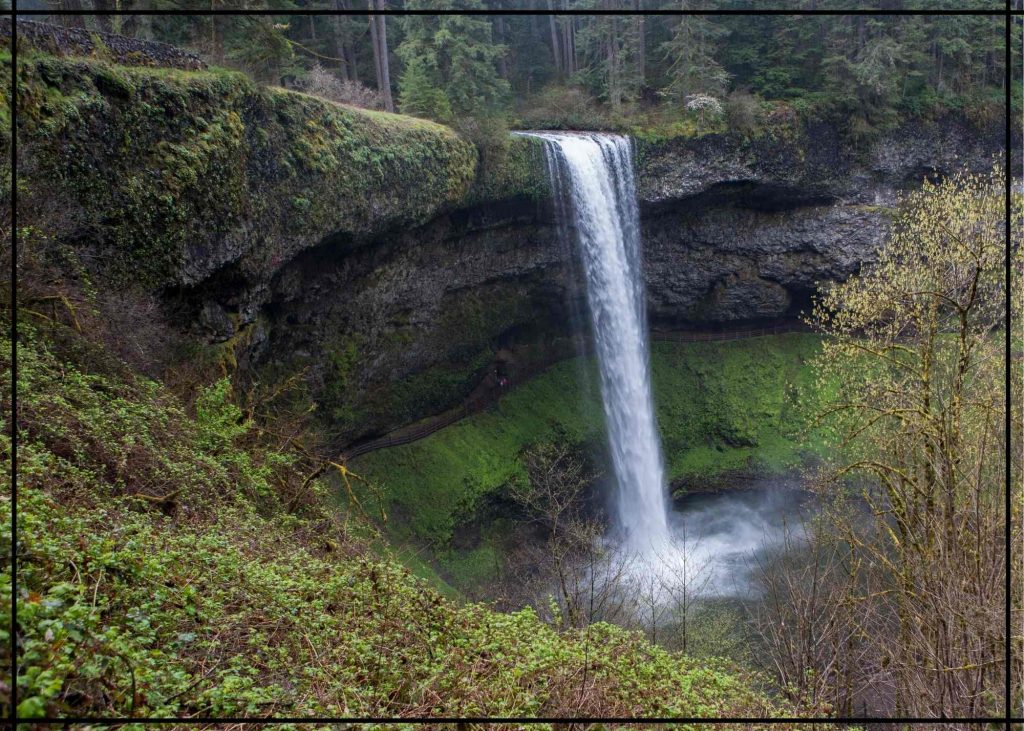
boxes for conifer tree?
[398,56,453,121]
[396,0,510,118]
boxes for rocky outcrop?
[644,203,885,325]
[15,50,1009,444]
[636,115,998,207]
[7,18,207,71]
[635,115,1004,327]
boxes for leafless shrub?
[643,525,715,652]
[297,63,383,110]
[749,507,883,716]
[724,89,765,136]
[752,170,1020,719]
[504,441,653,631]
[517,84,612,131]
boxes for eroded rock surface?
[263,116,1005,442]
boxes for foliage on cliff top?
[119,9,1009,146]
[352,333,828,552]
[462,130,550,207]
[13,53,547,291]
[7,315,793,721]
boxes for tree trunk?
[607,14,621,112]
[61,0,87,28]
[91,0,113,33]
[337,0,358,83]
[375,6,394,111]
[368,0,394,111]
[346,36,360,83]
[333,1,353,81]
[211,13,224,64]
[569,19,577,73]
[495,17,510,79]
[118,0,146,38]
[546,0,562,76]
[562,15,576,75]
[368,3,382,89]
[634,0,645,89]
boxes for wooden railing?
[341,321,812,460]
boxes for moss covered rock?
[14,53,537,289]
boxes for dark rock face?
[628,115,1004,330]
[643,204,885,326]
[265,200,574,441]
[250,116,1006,444]
[635,115,999,208]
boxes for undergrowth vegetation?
[6,316,792,721]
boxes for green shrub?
[724,90,766,138]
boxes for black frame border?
[5,1,1020,726]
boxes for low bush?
[515,83,613,131]
[295,63,385,110]
[724,90,766,138]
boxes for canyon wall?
[14,51,1008,443]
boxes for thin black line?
[20,716,1021,724]
[8,5,15,724]
[1007,12,1014,724]
[11,7,1012,15]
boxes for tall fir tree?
[397,0,510,118]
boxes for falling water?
[525,132,670,555]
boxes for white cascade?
[525,131,670,555]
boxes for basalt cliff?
[13,49,1009,443]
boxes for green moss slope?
[8,323,788,720]
[650,335,828,480]
[352,333,827,550]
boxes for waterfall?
[525,131,670,555]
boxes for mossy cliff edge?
[14,52,548,291]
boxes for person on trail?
[493,347,514,390]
